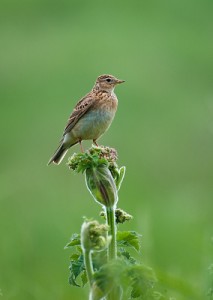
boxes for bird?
[48,74,125,165]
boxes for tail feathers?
[47,144,68,165]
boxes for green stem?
[106,206,121,300]
[83,249,93,287]
[106,206,117,260]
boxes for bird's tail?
[47,143,68,165]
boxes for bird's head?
[94,74,125,92]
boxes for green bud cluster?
[100,208,133,224]
[81,220,109,252]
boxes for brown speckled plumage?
[48,74,125,165]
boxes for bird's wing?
[63,93,95,136]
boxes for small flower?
[81,220,110,252]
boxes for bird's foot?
[79,140,84,152]
[93,140,99,147]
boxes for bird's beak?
[116,79,125,84]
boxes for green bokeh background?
[0,0,213,299]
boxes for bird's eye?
[106,78,111,82]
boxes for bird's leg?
[79,139,84,152]
[93,139,99,147]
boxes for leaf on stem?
[128,265,157,298]
[117,231,142,252]
[118,247,137,265]
[116,166,126,191]
[81,271,88,287]
[69,253,85,287]
[93,259,157,299]
[65,233,81,249]
[93,259,126,295]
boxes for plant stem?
[83,249,93,287]
[106,206,121,300]
[106,206,117,260]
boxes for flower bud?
[100,208,133,224]
[85,165,118,208]
[81,220,109,252]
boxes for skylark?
[48,74,125,165]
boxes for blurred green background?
[0,0,213,299]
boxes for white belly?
[72,109,115,140]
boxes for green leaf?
[76,245,83,253]
[93,259,157,299]
[71,254,84,278]
[117,231,141,252]
[128,265,157,299]
[81,270,88,287]
[93,259,126,294]
[69,273,80,287]
[69,254,85,287]
[65,233,81,249]
[70,253,80,261]
[116,166,126,190]
[118,247,137,265]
